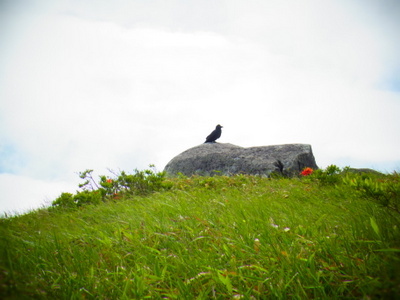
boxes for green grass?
[1,174,400,299]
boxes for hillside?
[1,167,399,299]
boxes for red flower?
[106,179,113,183]
[300,167,314,176]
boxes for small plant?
[343,172,400,214]
[78,169,100,191]
[51,192,76,208]
[306,164,342,185]
[325,164,341,175]
[52,190,104,209]
[116,166,168,196]
[52,165,170,209]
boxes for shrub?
[73,190,103,207]
[343,172,400,214]
[303,164,342,185]
[116,167,168,196]
[52,193,76,208]
[52,165,170,209]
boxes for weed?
[304,164,342,185]
[343,171,400,214]
[52,165,170,209]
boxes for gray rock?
[164,143,318,177]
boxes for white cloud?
[0,173,77,216]
[1,0,399,214]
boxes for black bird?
[205,124,223,143]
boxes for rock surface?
[164,143,318,176]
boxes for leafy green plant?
[52,190,103,209]
[51,192,76,208]
[52,165,170,209]
[78,169,100,191]
[73,190,103,206]
[116,167,168,196]
[302,164,342,185]
[343,172,400,214]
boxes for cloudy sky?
[1,0,399,215]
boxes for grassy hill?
[1,167,399,299]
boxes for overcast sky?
[1,0,399,215]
